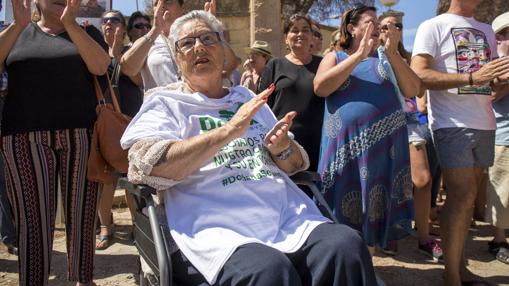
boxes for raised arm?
[151,85,279,180]
[382,24,421,98]
[120,0,173,76]
[411,53,509,90]
[0,0,31,71]
[61,0,109,75]
[314,22,375,97]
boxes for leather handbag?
[87,69,131,184]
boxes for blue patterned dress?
[318,51,414,248]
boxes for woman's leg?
[96,181,116,249]
[171,243,301,286]
[1,132,59,286]
[56,129,99,285]
[409,143,432,243]
[288,223,376,286]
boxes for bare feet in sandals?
[96,224,115,250]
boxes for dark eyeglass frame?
[380,22,403,31]
[313,30,323,40]
[175,31,222,53]
[133,23,152,30]
[102,16,121,25]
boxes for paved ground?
[1,207,508,285]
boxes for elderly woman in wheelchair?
[120,10,376,286]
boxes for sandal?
[488,240,509,264]
[96,224,114,250]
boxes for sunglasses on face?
[175,31,221,53]
[313,30,323,40]
[102,16,121,25]
[134,23,152,30]
[380,22,403,31]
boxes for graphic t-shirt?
[412,13,497,131]
[140,35,179,91]
[120,85,328,284]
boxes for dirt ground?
[1,207,508,286]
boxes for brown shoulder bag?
[87,71,131,184]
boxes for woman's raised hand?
[381,23,401,55]
[12,0,31,28]
[153,0,176,33]
[356,22,375,59]
[61,0,81,26]
[204,0,217,15]
[111,27,125,59]
[226,84,275,138]
[264,111,296,156]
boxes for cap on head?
[244,40,272,57]
[492,11,509,34]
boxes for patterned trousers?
[1,129,99,285]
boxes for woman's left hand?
[204,0,217,15]
[380,23,400,54]
[111,27,125,59]
[264,111,296,155]
[61,0,81,26]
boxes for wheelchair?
[118,171,337,286]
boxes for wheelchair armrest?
[290,171,339,224]
[118,177,157,200]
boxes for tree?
[437,0,509,24]
[165,0,375,21]
[287,0,375,21]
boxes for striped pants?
[1,129,99,285]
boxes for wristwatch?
[276,146,293,160]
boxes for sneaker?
[382,240,398,256]
[418,239,443,262]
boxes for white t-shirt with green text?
[121,85,328,284]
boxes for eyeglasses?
[175,32,221,53]
[380,22,403,31]
[134,23,152,30]
[102,16,121,25]
[313,30,323,40]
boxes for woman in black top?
[0,0,109,285]
[96,11,144,251]
[259,14,324,172]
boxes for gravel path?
[1,208,508,285]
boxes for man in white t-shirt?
[411,0,509,285]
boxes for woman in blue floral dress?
[314,5,421,250]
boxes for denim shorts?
[433,127,495,169]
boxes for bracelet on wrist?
[468,72,474,86]
[276,145,293,161]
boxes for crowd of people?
[0,0,508,285]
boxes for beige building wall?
[218,15,338,72]
[218,15,252,63]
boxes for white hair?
[168,10,225,59]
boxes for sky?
[113,0,439,51]
[380,0,439,51]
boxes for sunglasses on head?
[380,22,403,31]
[313,30,323,40]
[134,23,152,30]
[102,16,121,25]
